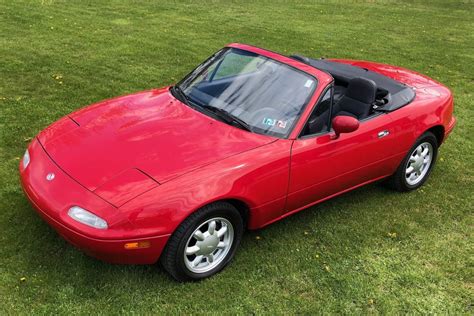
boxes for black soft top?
[290,55,416,111]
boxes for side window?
[301,86,333,136]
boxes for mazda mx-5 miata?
[20,43,455,281]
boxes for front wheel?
[387,131,438,191]
[160,202,243,282]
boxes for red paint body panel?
[119,139,291,237]
[20,139,169,263]
[41,87,273,191]
[93,168,159,208]
[287,113,401,212]
[20,44,455,264]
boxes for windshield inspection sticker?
[277,120,287,128]
[262,118,276,126]
[262,118,287,129]
[304,79,314,88]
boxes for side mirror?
[331,115,359,139]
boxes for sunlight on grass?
[0,0,472,314]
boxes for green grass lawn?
[1,0,473,314]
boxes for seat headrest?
[346,77,377,104]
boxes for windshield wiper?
[172,85,193,108]
[200,105,253,132]
[172,86,252,132]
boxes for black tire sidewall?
[168,203,243,281]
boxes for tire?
[387,131,438,192]
[160,202,243,282]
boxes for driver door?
[285,86,399,212]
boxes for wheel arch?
[202,198,250,228]
[426,125,445,145]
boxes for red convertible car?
[20,43,455,281]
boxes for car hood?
[39,87,274,194]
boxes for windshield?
[176,48,317,138]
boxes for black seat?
[334,77,377,120]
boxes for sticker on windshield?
[262,118,287,129]
[304,79,314,88]
[262,118,276,126]
[278,120,287,128]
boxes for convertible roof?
[290,55,416,111]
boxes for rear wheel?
[387,131,438,191]
[160,202,243,282]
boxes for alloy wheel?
[183,217,234,274]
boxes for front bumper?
[19,139,169,264]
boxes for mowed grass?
[1,0,473,314]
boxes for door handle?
[378,130,390,138]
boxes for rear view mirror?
[331,115,359,139]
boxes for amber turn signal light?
[124,241,151,250]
